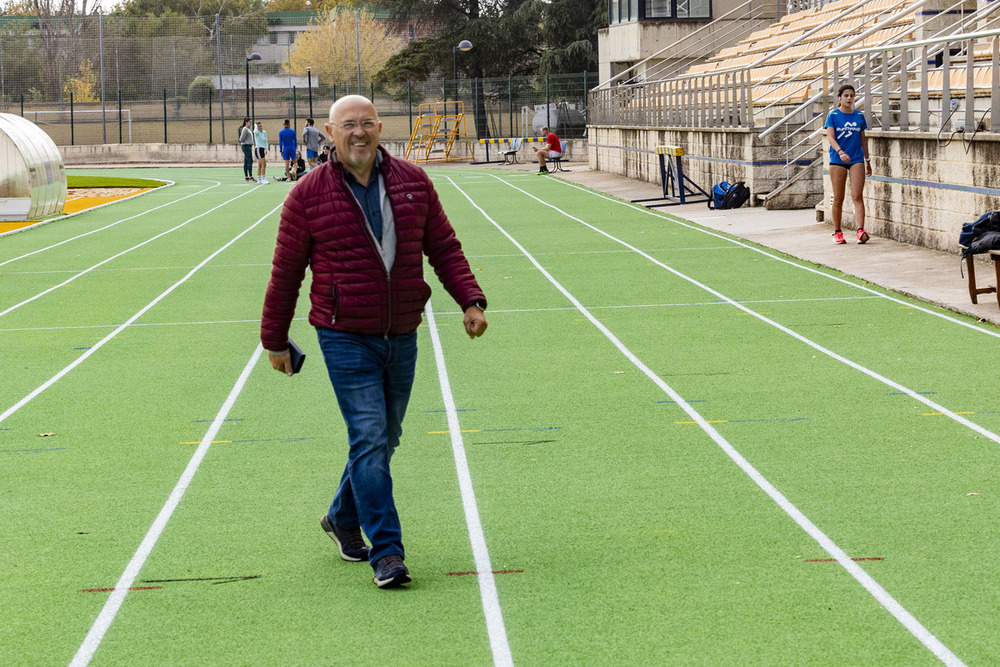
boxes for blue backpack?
[710,182,731,210]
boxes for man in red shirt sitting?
[534,126,561,174]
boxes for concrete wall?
[588,125,823,209]
[821,131,1000,253]
[589,123,1000,254]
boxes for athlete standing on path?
[826,84,872,244]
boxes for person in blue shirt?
[278,119,298,181]
[826,84,872,244]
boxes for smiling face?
[326,95,382,180]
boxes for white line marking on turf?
[0,180,215,267]
[0,185,257,319]
[1,262,271,276]
[0,298,879,333]
[487,174,1000,447]
[446,176,966,667]
[425,300,513,667]
[548,176,1000,341]
[68,344,263,667]
[0,180,181,240]
[0,203,281,426]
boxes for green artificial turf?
[2,166,999,665]
[66,175,168,189]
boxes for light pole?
[245,52,262,120]
[452,40,472,115]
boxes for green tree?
[375,0,545,82]
[537,0,605,74]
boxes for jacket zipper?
[340,165,391,339]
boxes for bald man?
[261,96,488,588]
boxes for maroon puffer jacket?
[260,147,485,352]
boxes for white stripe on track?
[548,176,1000,341]
[68,344,263,667]
[0,184,255,319]
[0,297,880,333]
[445,176,966,667]
[487,174,1000,446]
[0,203,281,426]
[0,179,216,268]
[424,301,513,667]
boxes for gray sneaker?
[320,514,370,562]
[372,554,411,588]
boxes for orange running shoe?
[833,231,846,244]
[857,228,870,244]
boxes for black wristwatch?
[468,300,487,311]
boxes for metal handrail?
[596,0,779,89]
[826,25,1000,58]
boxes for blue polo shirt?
[345,167,383,243]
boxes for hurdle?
[632,145,711,208]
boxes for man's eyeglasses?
[333,120,378,131]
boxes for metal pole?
[245,59,251,119]
[251,87,255,121]
[216,14,226,145]
[1,39,5,112]
[286,44,293,100]
[545,73,550,131]
[407,81,412,134]
[118,89,122,143]
[355,10,362,94]
[21,92,23,117]
[70,92,74,145]
[508,74,513,137]
[163,89,168,143]
[100,15,107,144]
[307,67,313,117]
[209,87,213,144]
[292,86,297,132]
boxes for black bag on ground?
[720,181,750,209]
[960,211,1000,256]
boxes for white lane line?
[2,262,271,276]
[425,300,513,667]
[0,203,281,426]
[68,344,263,667]
[0,297,879,334]
[445,176,966,667]
[546,176,1000,341]
[0,185,259,319]
[488,174,1000,446]
[0,180,215,267]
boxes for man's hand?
[463,306,488,339]
[268,350,294,376]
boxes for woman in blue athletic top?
[825,84,872,244]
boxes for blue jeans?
[316,328,418,565]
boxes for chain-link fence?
[0,14,594,146]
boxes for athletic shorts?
[282,149,295,161]
[307,149,318,159]
[830,162,862,170]
[548,150,562,158]
[255,147,267,159]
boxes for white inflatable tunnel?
[0,113,67,222]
